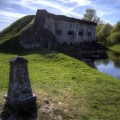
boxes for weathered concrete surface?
[19,10,57,50]
[45,18,96,45]
[4,56,36,110]
[19,9,97,49]
[20,27,57,49]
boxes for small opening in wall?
[70,42,73,46]
[58,42,60,46]
[88,32,91,36]
[68,30,74,35]
[56,29,62,35]
[79,31,84,35]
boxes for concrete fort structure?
[20,9,97,49]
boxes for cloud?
[59,0,92,6]
[0,9,26,31]
[34,0,83,17]
[5,0,37,11]
[90,0,120,17]
[0,0,82,31]
[0,0,120,31]
[0,0,97,20]
[5,0,83,18]
[0,10,25,23]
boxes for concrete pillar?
[4,56,37,110]
[84,27,88,42]
[87,28,89,42]
[76,30,79,42]
[83,28,86,42]
[92,27,95,41]
[65,29,68,44]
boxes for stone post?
[4,56,37,110]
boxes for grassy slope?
[0,15,35,44]
[108,44,120,53]
[0,49,120,120]
[0,17,120,120]
[0,15,35,54]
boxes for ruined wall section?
[56,21,83,44]
[33,10,47,29]
[19,10,57,50]
[44,18,56,35]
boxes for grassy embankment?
[108,44,120,53]
[99,42,120,53]
[0,16,120,119]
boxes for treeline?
[82,9,120,44]
[96,21,120,43]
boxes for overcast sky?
[0,0,120,31]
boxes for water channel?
[93,50,120,80]
[60,46,120,80]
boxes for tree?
[96,23,113,42]
[112,21,120,32]
[96,24,104,41]
[82,9,113,42]
[82,9,96,21]
[82,9,103,24]
[108,21,120,43]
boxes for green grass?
[99,42,120,53]
[0,15,35,54]
[0,16,120,119]
[0,49,120,119]
[108,44,120,53]
[0,15,35,44]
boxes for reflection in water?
[94,50,120,80]
[107,50,120,68]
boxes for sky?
[0,0,120,31]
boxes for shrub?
[109,32,120,43]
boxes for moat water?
[60,47,120,80]
[94,50,120,80]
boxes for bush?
[109,32,120,43]
[112,21,120,33]
[96,23,113,42]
